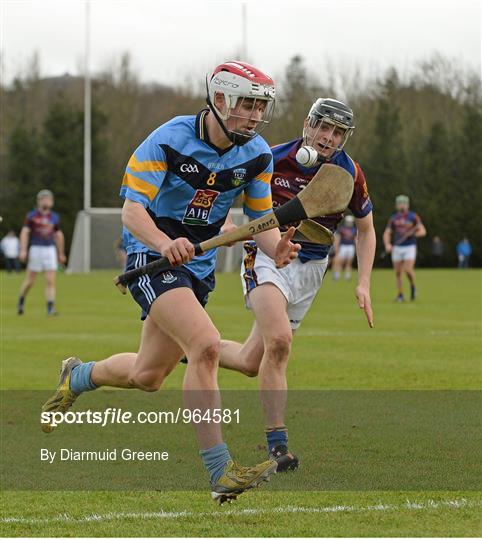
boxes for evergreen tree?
[365,70,408,255]
[265,55,316,144]
[454,104,482,266]
[40,99,84,250]
[90,104,110,207]
[3,123,41,231]
[40,99,108,251]
[412,121,453,265]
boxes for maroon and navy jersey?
[24,209,60,246]
[270,138,372,261]
[386,211,421,246]
[338,225,357,245]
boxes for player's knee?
[129,370,164,392]
[243,362,260,377]
[265,333,292,363]
[141,382,161,392]
[197,340,221,366]
[188,336,221,368]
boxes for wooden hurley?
[114,164,353,293]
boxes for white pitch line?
[296,330,476,337]
[1,498,480,526]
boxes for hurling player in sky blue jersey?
[218,99,376,472]
[383,195,426,302]
[41,61,301,504]
[17,190,66,316]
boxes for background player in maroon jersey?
[332,214,357,281]
[383,194,426,302]
[17,190,66,316]
[219,98,376,471]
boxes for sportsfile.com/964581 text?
[40,407,241,428]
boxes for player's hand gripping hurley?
[114,164,354,294]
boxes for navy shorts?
[126,253,215,320]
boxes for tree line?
[1,53,480,266]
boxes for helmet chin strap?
[205,91,252,146]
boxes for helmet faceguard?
[302,98,355,161]
[344,214,355,225]
[395,195,410,206]
[36,189,54,211]
[206,61,276,146]
[395,194,410,211]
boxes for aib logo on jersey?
[231,168,247,187]
[183,189,220,225]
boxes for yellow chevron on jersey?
[127,154,167,173]
[121,172,159,201]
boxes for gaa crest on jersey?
[231,168,247,186]
[182,189,220,225]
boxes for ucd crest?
[231,168,247,187]
[160,271,177,284]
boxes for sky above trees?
[2,0,480,87]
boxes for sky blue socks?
[69,362,97,394]
[200,442,232,484]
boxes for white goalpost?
[67,208,122,272]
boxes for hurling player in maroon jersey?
[17,190,66,316]
[383,194,426,302]
[219,98,376,472]
[332,214,357,281]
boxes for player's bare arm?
[54,230,67,265]
[355,213,376,328]
[333,231,341,252]
[415,222,427,237]
[382,226,393,253]
[19,225,30,262]
[122,199,195,266]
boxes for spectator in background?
[430,236,444,267]
[456,238,472,269]
[1,230,21,272]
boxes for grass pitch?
[1,268,481,536]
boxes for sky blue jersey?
[120,109,273,279]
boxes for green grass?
[1,268,481,536]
